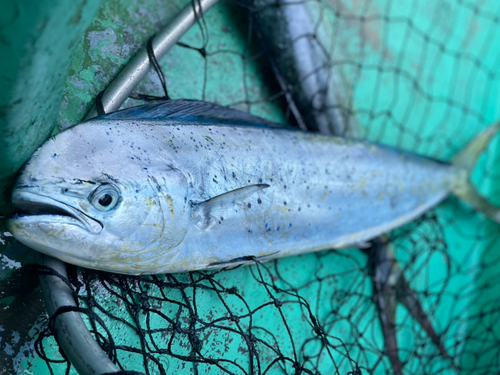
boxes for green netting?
[7,0,500,374]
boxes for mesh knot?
[131,303,141,314]
[87,297,96,308]
[313,325,324,336]
[292,361,303,372]
[190,334,203,352]
[347,366,363,375]
[245,332,257,343]
[273,299,283,308]
[174,322,183,334]
[140,293,150,309]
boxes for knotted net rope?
[36,0,500,374]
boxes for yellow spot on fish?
[320,187,329,200]
[145,197,156,210]
[164,194,175,216]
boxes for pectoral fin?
[192,184,270,230]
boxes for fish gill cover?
[6,0,500,374]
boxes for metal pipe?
[40,0,220,373]
[40,255,120,375]
[84,0,219,120]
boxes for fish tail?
[451,121,500,223]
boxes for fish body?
[249,6,458,370]
[249,0,350,135]
[6,100,476,275]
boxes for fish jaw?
[6,214,137,273]
[7,192,133,271]
[7,190,106,264]
[10,191,103,233]
[7,214,98,262]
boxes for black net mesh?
[36,0,500,374]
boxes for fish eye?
[89,184,120,211]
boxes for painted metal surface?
[1,0,500,374]
[0,0,103,216]
[1,0,283,373]
[34,3,222,372]
[0,1,103,373]
[84,0,219,119]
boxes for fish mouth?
[11,192,103,234]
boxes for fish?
[249,3,457,369]
[6,99,500,275]
[250,5,457,368]
[247,0,353,135]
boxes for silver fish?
[248,0,352,135]
[250,4,454,370]
[251,6,455,369]
[6,100,500,275]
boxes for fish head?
[7,122,190,273]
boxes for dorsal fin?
[98,99,294,129]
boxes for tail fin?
[451,122,500,223]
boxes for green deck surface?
[1,0,500,374]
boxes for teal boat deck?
[1,0,500,374]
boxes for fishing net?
[28,0,500,374]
